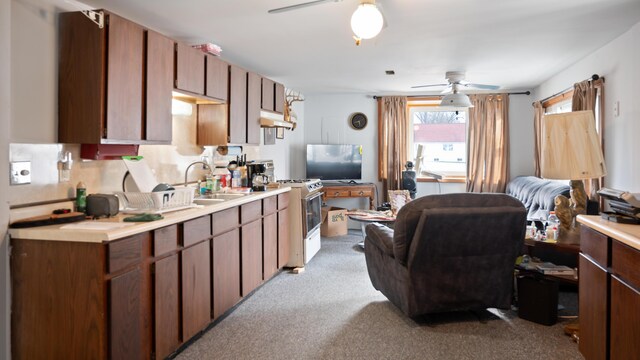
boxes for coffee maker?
[247,163,269,191]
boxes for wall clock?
[349,112,368,130]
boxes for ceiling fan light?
[351,3,383,40]
[440,93,474,108]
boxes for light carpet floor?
[175,230,582,360]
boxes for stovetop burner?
[276,179,323,193]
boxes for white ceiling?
[80,0,640,95]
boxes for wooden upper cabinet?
[247,72,261,145]
[105,14,144,142]
[229,65,248,144]
[146,30,174,142]
[274,82,285,114]
[261,78,285,114]
[197,104,228,146]
[58,11,175,145]
[206,54,229,101]
[261,78,275,111]
[175,42,206,95]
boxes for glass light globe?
[350,3,384,40]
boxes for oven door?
[302,191,323,238]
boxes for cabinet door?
[197,104,228,145]
[579,254,608,360]
[206,54,229,101]
[182,241,211,340]
[278,208,290,269]
[106,14,144,141]
[176,42,205,95]
[212,228,241,319]
[229,65,248,144]
[146,30,174,143]
[610,276,640,360]
[109,267,143,360]
[274,82,285,114]
[263,213,278,280]
[241,219,263,296]
[154,254,180,359]
[247,72,261,145]
[261,77,275,111]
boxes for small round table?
[347,210,396,247]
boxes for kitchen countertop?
[9,188,290,243]
[577,214,640,251]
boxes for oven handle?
[304,191,324,202]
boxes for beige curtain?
[466,94,510,193]
[532,101,544,177]
[572,78,605,201]
[377,96,408,196]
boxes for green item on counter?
[123,213,164,222]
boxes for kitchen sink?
[193,192,247,205]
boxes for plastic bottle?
[546,211,560,240]
[76,181,87,213]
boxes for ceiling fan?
[412,71,500,92]
[412,71,500,108]
[268,0,385,45]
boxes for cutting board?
[9,212,87,228]
[122,157,157,193]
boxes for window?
[409,101,468,180]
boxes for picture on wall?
[276,127,285,139]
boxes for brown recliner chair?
[364,193,527,318]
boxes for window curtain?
[377,96,408,196]
[532,101,544,177]
[572,78,605,201]
[466,94,510,193]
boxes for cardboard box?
[321,207,348,237]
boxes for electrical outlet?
[10,161,31,185]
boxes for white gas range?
[276,179,323,269]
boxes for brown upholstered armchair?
[364,193,527,318]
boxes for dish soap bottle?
[76,181,87,213]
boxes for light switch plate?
[10,161,31,185]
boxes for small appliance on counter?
[247,160,274,191]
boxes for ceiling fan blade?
[410,83,448,89]
[462,83,500,90]
[440,85,453,94]
[268,0,342,14]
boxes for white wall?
[508,93,536,178]
[1,0,10,357]
[304,93,380,209]
[535,21,640,192]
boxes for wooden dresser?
[577,215,640,360]
[321,183,376,209]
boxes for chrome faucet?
[184,161,212,187]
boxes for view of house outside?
[411,109,467,176]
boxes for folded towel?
[123,213,164,222]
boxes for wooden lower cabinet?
[154,254,181,359]
[610,276,640,359]
[212,228,241,319]
[278,208,290,268]
[242,219,263,296]
[109,268,143,360]
[10,193,290,359]
[263,212,278,280]
[579,253,608,360]
[182,240,212,340]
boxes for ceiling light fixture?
[440,84,474,107]
[351,1,383,41]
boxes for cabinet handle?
[334,192,340,196]
[358,191,364,195]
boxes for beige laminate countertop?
[9,188,290,243]
[577,214,640,251]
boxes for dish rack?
[116,188,195,214]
